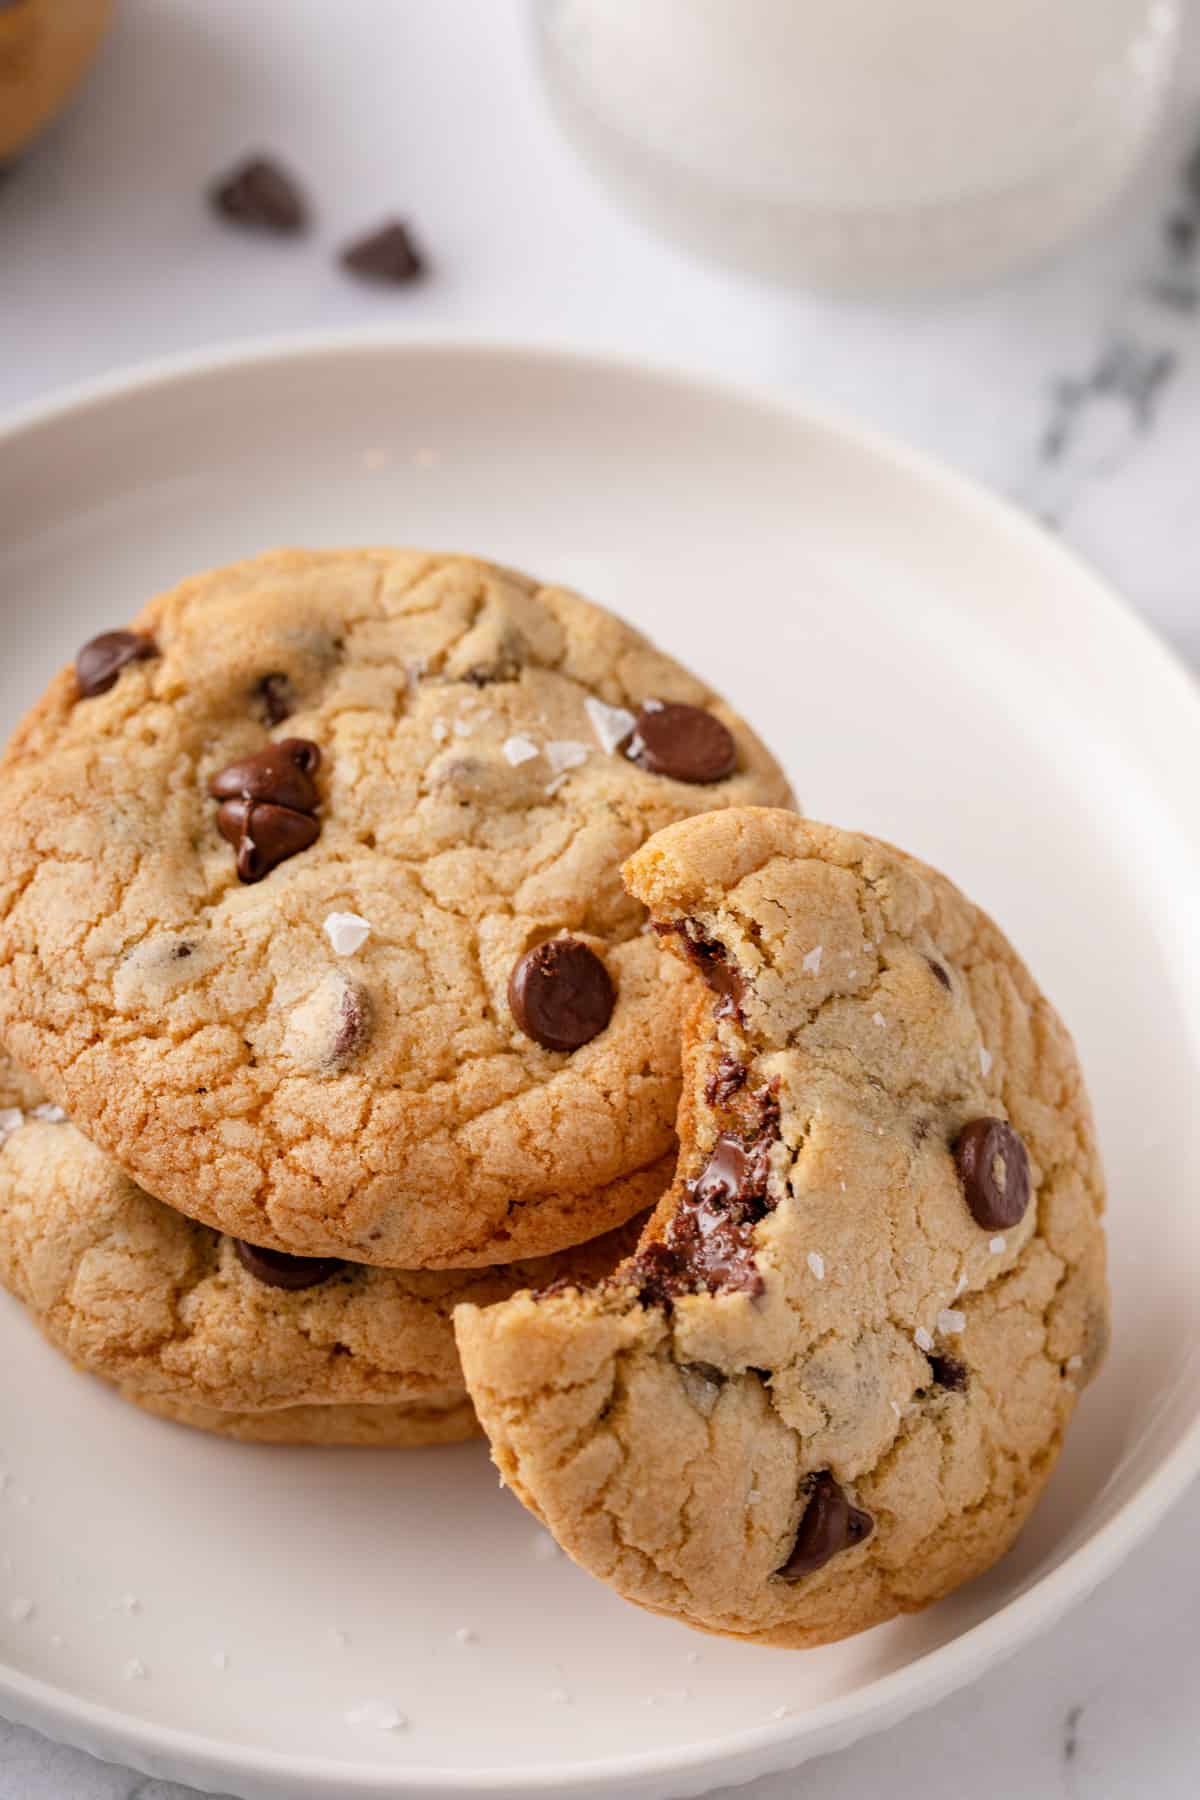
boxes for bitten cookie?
[0,1061,662,1447]
[456,810,1108,1647]
[0,549,791,1267]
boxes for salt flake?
[324,912,371,957]
[0,1109,23,1146]
[430,718,449,743]
[801,945,823,975]
[29,1103,66,1123]
[502,734,539,767]
[914,1326,934,1353]
[1066,1354,1084,1373]
[584,695,636,755]
[937,1309,966,1336]
[872,1012,886,1028]
[123,1659,147,1681]
[990,1235,1006,1255]
[545,739,590,776]
[806,1251,825,1281]
[979,1047,993,1078]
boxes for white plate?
[0,338,1197,1800]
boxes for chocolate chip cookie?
[0,1056,660,1446]
[0,550,790,1266]
[455,810,1108,1647]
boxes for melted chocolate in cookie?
[705,1053,747,1108]
[75,631,158,699]
[508,939,615,1052]
[624,702,737,784]
[926,956,952,991]
[928,1355,968,1392]
[953,1117,1031,1231]
[655,921,745,1020]
[209,739,322,883]
[233,1240,344,1290]
[632,1091,781,1305]
[776,1472,874,1582]
[255,672,295,725]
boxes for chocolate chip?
[216,799,320,883]
[330,981,370,1065]
[341,219,424,284]
[210,156,307,233]
[656,921,745,1020]
[75,630,157,698]
[926,957,952,991]
[776,1472,874,1582]
[508,938,615,1052]
[953,1117,1031,1231]
[209,738,321,812]
[624,703,737,784]
[255,672,295,725]
[705,1053,747,1108]
[928,1355,968,1392]
[234,1240,343,1290]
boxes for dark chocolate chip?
[209,738,322,812]
[216,799,320,883]
[234,1239,343,1290]
[928,1355,968,1392]
[508,938,615,1053]
[624,702,737,784]
[953,1117,1031,1231]
[926,957,952,991]
[210,156,307,233]
[776,1472,874,1582]
[255,672,295,726]
[656,921,745,1020]
[705,1053,747,1109]
[341,219,424,284]
[75,630,158,698]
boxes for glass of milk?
[535,0,1181,290]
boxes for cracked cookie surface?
[455,809,1108,1647]
[0,549,790,1266]
[0,1054,660,1446]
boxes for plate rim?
[1,329,1198,1798]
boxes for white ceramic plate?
[0,339,1197,1800]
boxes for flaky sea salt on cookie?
[456,809,1107,1647]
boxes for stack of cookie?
[0,548,1107,1648]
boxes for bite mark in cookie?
[455,810,1108,1647]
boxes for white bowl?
[0,338,1197,1800]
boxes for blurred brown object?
[0,0,114,163]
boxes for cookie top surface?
[0,550,790,1266]
[455,810,1108,1647]
[0,1056,659,1421]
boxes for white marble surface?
[0,3,1198,1795]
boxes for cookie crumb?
[7,1597,33,1623]
[323,912,372,957]
[212,1650,229,1671]
[502,734,540,767]
[770,1704,793,1721]
[118,1593,141,1615]
[801,945,823,975]
[806,1251,825,1281]
[548,1687,572,1705]
[362,448,390,472]
[345,1700,407,1732]
[122,1658,147,1681]
[584,696,636,755]
[937,1309,966,1336]
[454,1626,478,1646]
[330,1630,350,1650]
